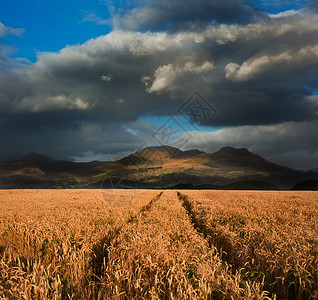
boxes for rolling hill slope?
[1,146,317,189]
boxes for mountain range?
[1,146,318,190]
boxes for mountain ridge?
[1,146,318,190]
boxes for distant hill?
[291,179,318,191]
[171,180,278,190]
[1,146,318,190]
[21,151,54,164]
[0,152,107,188]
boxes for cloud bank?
[0,2,318,168]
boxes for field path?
[96,190,248,299]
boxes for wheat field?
[0,189,317,299]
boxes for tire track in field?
[97,190,246,299]
[90,191,163,282]
[177,191,318,299]
[128,191,163,223]
[176,191,241,272]
[177,191,210,238]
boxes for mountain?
[119,146,204,166]
[0,151,107,188]
[1,147,318,190]
[115,146,310,189]
[21,152,54,164]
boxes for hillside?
[1,146,317,189]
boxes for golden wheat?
[0,189,317,299]
[178,190,318,299]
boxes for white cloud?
[268,10,298,19]
[85,31,178,56]
[146,61,214,93]
[0,22,24,37]
[82,11,110,25]
[225,45,318,81]
[170,12,318,45]
[31,12,318,69]
[146,64,174,93]
[101,74,114,81]
[19,95,92,112]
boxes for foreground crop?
[0,189,317,299]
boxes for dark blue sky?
[0,0,112,61]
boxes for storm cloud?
[109,0,264,32]
[180,119,318,169]
[0,2,318,168]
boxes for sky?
[0,0,318,169]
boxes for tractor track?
[176,191,243,272]
[90,191,164,282]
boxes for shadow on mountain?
[1,146,318,190]
[291,179,318,191]
[171,180,278,190]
